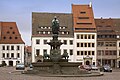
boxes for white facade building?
[74,32,97,65]
[0,22,25,66]
[32,37,74,62]
[0,44,24,66]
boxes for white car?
[91,65,98,70]
[16,63,25,70]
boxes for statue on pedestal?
[52,16,59,35]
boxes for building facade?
[95,18,120,68]
[31,4,120,68]
[32,13,74,62]
[0,22,25,66]
[72,4,97,65]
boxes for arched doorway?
[86,60,90,65]
[9,61,13,66]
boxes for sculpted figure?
[52,16,59,34]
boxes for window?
[78,17,89,19]
[15,37,18,39]
[17,46,20,50]
[2,53,5,58]
[69,40,73,45]
[92,35,95,39]
[9,37,12,39]
[81,35,83,39]
[2,46,5,50]
[43,49,47,54]
[11,53,14,58]
[88,51,91,55]
[92,51,94,55]
[7,53,9,58]
[12,32,15,34]
[97,42,104,47]
[119,43,120,47]
[88,43,91,47]
[77,43,79,47]
[44,40,47,44]
[11,46,14,50]
[119,50,120,56]
[10,27,13,29]
[77,51,80,55]
[7,46,9,50]
[85,43,87,47]
[97,50,101,55]
[80,12,86,14]
[77,35,79,39]
[36,39,40,44]
[88,35,91,39]
[3,36,6,39]
[113,51,117,55]
[7,31,10,34]
[70,50,73,55]
[36,49,40,56]
[81,51,83,55]
[81,43,83,47]
[17,53,20,58]
[63,40,67,45]
[63,49,67,53]
[85,51,87,55]
[85,35,87,39]
[92,43,94,47]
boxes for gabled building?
[72,4,97,65]
[0,22,25,66]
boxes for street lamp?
[101,50,103,67]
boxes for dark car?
[16,63,25,70]
[103,65,112,72]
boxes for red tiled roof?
[0,22,25,44]
[72,4,96,32]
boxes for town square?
[0,0,120,80]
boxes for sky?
[0,0,120,45]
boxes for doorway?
[9,61,13,66]
[86,60,90,65]
[119,61,120,68]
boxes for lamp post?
[101,50,103,67]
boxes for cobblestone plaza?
[0,67,120,80]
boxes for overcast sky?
[0,0,120,45]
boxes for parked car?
[28,64,33,70]
[80,65,92,71]
[91,65,98,70]
[16,63,25,70]
[103,64,112,72]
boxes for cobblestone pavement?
[0,67,120,80]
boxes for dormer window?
[3,36,6,39]
[80,12,86,14]
[15,37,18,39]
[9,37,12,39]
[10,27,13,29]
[7,31,10,34]
[13,32,15,34]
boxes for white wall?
[32,37,74,62]
[0,44,25,66]
[73,32,97,65]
